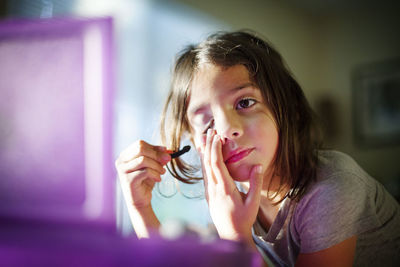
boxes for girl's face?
[187,63,279,182]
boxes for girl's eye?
[202,119,214,134]
[236,98,256,110]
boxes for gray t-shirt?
[252,150,400,266]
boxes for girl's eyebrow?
[188,82,256,118]
[230,82,257,95]
[230,82,254,92]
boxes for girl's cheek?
[194,134,207,153]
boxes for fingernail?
[165,149,173,154]
[162,154,171,161]
[256,165,263,174]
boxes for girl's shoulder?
[294,150,379,224]
[291,150,397,254]
[315,150,373,188]
[317,150,363,175]
[293,150,378,218]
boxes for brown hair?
[160,31,322,203]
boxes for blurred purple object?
[0,17,115,225]
[0,217,261,267]
[0,17,264,267]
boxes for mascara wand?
[170,145,191,158]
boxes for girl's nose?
[215,111,243,142]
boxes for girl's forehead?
[193,64,250,87]
[189,64,253,99]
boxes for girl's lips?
[225,148,254,164]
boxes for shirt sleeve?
[292,171,381,253]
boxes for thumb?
[245,165,263,208]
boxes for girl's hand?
[115,140,171,210]
[202,129,264,245]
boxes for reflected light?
[82,24,104,219]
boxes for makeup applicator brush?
[170,145,191,158]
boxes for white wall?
[316,6,400,184]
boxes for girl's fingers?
[118,140,170,165]
[200,160,210,202]
[120,156,166,175]
[204,129,217,185]
[210,134,235,191]
[204,129,213,166]
[244,165,263,208]
[126,167,162,184]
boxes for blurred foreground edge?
[0,216,262,267]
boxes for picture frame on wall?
[352,58,400,147]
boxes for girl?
[115,31,400,266]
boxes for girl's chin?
[227,164,252,182]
